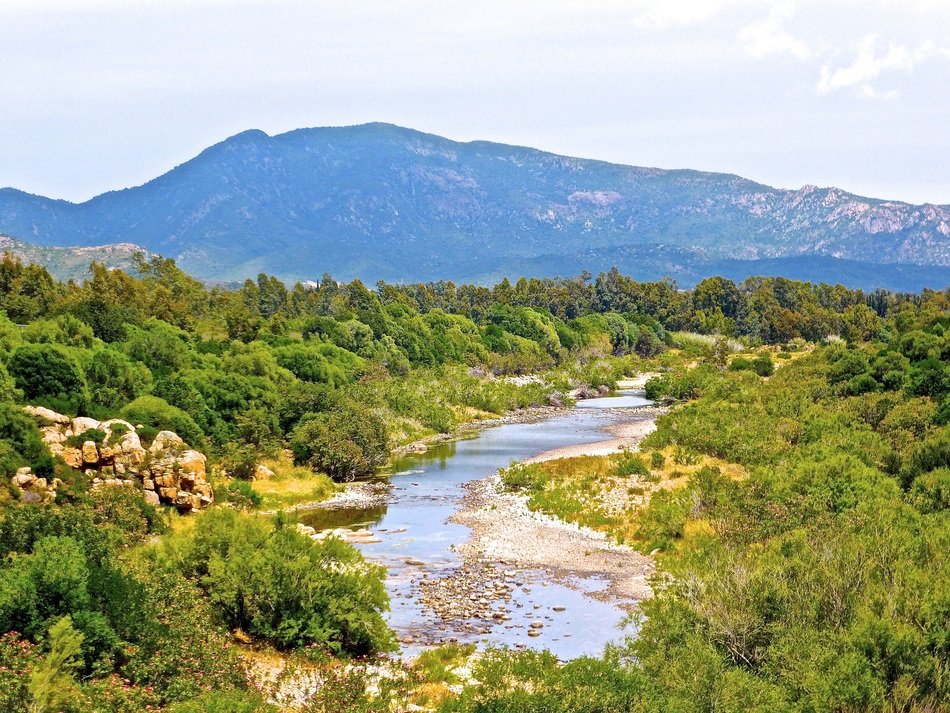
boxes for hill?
[0,123,947,290]
[0,235,152,282]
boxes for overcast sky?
[2,0,948,204]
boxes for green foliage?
[27,615,84,713]
[500,462,544,493]
[120,395,205,448]
[168,689,271,713]
[645,365,717,401]
[65,428,106,449]
[165,509,394,655]
[81,347,153,412]
[22,315,96,350]
[0,403,51,476]
[615,452,650,478]
[222,479,263,510]
[440,647,650,713]
[0,632,40,712]
[8,344,88,413]
[291,404,389,481]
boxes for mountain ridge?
[0,123,947,290]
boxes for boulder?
[12,468,35,487]
[61,447,83,469]
[40,426,67,445]
[143,490,160,507]
[149,431,185,455]
[253,464,274,480]
[70,417,102,437]
[119,431,142,452]
[23,406,70,425]
[81,440,99,464]
[179,450,206,476]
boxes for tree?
[27,616,84,713]
[291,404,389,481]
[7,344,88,413]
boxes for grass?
[501,446,746,548]
[247,451,340,509]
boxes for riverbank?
[448,404,661,607]
[525,407,663,463]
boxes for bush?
[218,443,258,480]
[616,452,650,478]
[8,344,88,414]
[223,480,262,510]
[120,396,205,448]
[650,451,666,470]
[166,509,394,655]
[909,468,950,513]
[66,428,107,449]
[500,462,543,493]
[0,632,40,712]
[168,689,270,713]
[290,405,389,482]
[0,402,51,476]
[86,487,167,543]
[752,353,774,377]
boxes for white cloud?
[738,3,812,60]
[816,34,948,97]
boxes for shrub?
[223,480,262,510]
[0,632,40,712]
[500,462,543,492]
[167,509,394,655]
[168,689,270,713]
[752,353,774,377]
[8,343,88,413]
[0,402,51,476]
[650,451,666,470]
[87,487,167,543]
[616,452,649,478]
[218,443,258,480]
[66,428,107,449]
[290,405,389,482]
[120,396,205,448]
[909,468,950,513]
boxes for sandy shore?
[525,409,662,463]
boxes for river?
[299,390,653,659]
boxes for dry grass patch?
[501,447,747,546]
[250,451,340,509]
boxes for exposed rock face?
[20,408,214,511]
[10,466,61,504]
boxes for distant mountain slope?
[0,123,947,289]
[0,235,152,282]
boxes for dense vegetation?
[471,297,950,712]
[0,249,944,710]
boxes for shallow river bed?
[299,392,652,658]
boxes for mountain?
[0,123,947,290]
[0,235,152,282]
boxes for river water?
[299,391,652,659]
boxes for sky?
[1,0,948,205]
